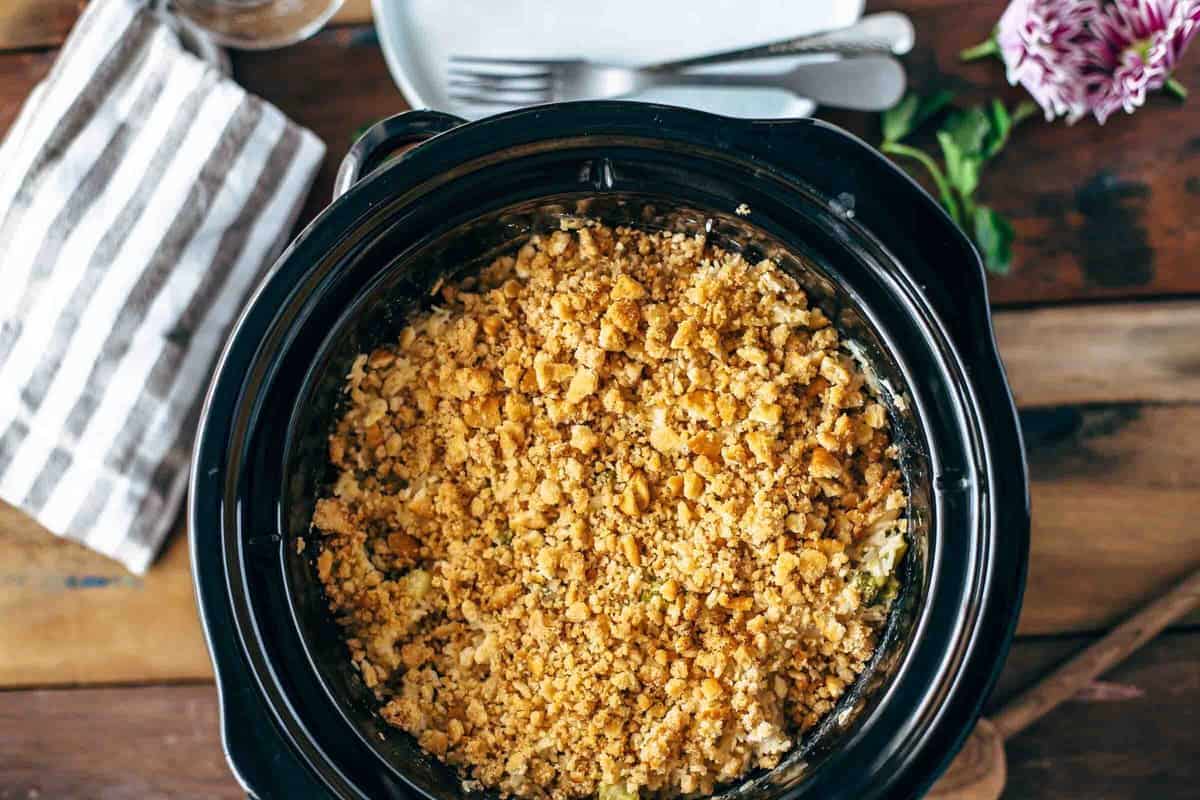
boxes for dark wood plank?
[989,630,1200,712]
[829,0,1200,306]
[988,632,1200,800]
[0,0,81,53]
[1020,403,1200,635]
[6,3,1200,304]
[0,632,1194,799]
[228,8,1200,307]
[0,49,53,134]
[996,301,1200,407]
[0,684,241,799]
[999,300,1200,629]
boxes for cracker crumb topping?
[311,222,906,799]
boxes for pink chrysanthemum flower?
[992,0,1100,122]
[1086,0,1200,123]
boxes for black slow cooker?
[190,102,1029,800]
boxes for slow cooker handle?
[333,110,468,200]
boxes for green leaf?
[942,107,991,158]
[883,93,1033,278]
[983,99,1012,158]
[960,32,1000,62]
[1012,100,1039,125]
[881,141,962,224]
[881,94,920,144]
[937,130,981,198]
[960,191,978,225]
[982,100,1040,159]
[881,90,957,144]
[973,205,1015,274]
[915,90,957,131]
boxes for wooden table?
[1,1,1197,797]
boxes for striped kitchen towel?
[0,0,325,573]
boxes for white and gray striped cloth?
[0,0,325,573]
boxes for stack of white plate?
[372,0,865,119]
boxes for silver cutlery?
[447,55,906,111]
[642,11,915,69]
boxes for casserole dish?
[190,101,1029,800]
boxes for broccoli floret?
[877,575,901,604]
[853,571,880,605]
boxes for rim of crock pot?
[191,101,1028,800]
[207,125,1014,798]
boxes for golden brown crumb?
[311,223,906,799]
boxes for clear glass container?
[170,0,344,50]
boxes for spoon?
[928,565,1200,800]
[642,12,916,69]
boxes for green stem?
[1012,100,1039,126]
[960,36,999,62]
[881,141,962,224]
[1165,76,1189,101]
[960,193,977,227]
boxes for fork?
[447,55,906,111]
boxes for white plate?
[372,0,865,120]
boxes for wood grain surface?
[991,632,1200,800]
[0,684,243,799]
[1022,401,1200,634]
[234,12,1200,309]
[992,568,1200,740]
[824,1,1200,306]
[1,632,1196,799]
[0,509,210,687]
[995,301,1200,407]
[0,1,1197,797]
[3,2,1200,306]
